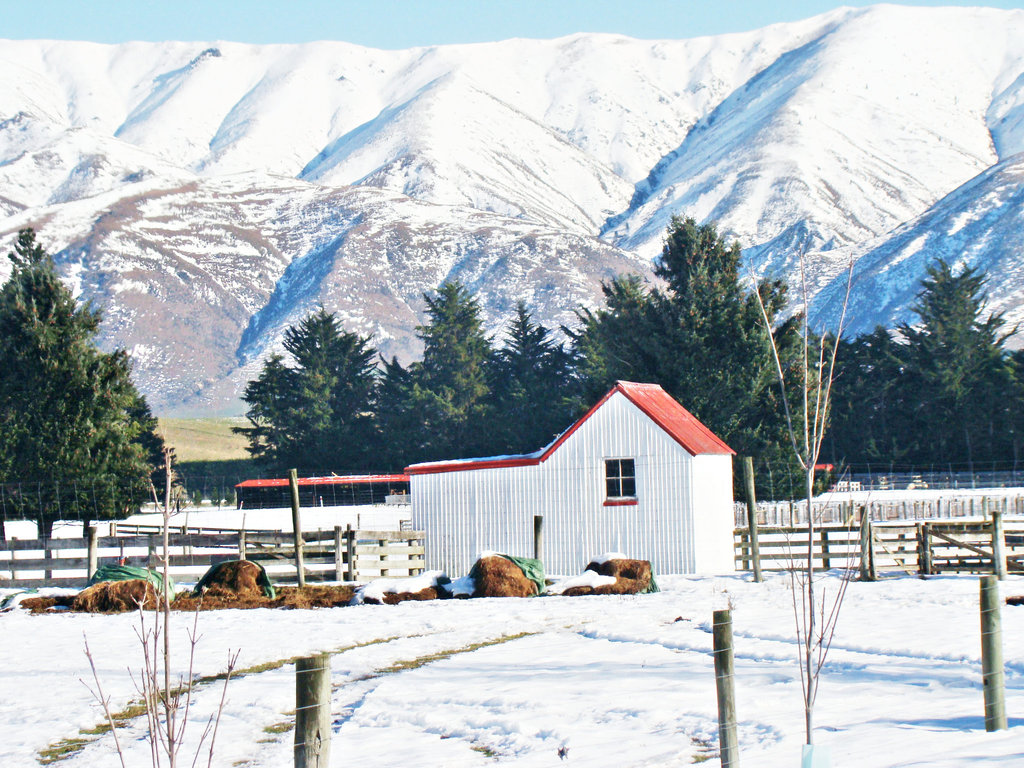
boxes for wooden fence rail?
[735,517,1024,576]
[0,527,425,590]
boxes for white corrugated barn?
[406,381,735,576]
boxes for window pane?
[605,458,636,499]
[621,477,636,497]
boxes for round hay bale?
[472,556,537,598]
[569,558,653,595]
[72,579,158,613]
[197,560,265,599]
[587,558,652,584]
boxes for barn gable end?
[407,382,735,576]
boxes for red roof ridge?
[406,381,732,475]
[612,381,734,456]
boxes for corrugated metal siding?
[411,391,734,576]
[691,454,736,573]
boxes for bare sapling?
[750,251,855,749]
[82,447,239,767]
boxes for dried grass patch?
[172,584,355,611]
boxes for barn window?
[605,458,636,500]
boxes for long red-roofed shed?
[407,381,735,576]
[235,474,409,509]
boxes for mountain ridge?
[1,4,1023,414]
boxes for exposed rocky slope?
[1,5,1023,412]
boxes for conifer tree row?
[827,259,1021,470]
[238,285,579,472]
[238,219,1024,493]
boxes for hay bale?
[381,587,441,605]
[72,579,158,613]
[563,558,653,596]
[472,555,537,598]
[18,596,74,613]
[196,560,265,599]
[589,558,652,585]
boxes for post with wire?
[713,608,739,767]
[295,653,332,767]
[980,575,1007,731]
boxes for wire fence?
[841,467,1024,492]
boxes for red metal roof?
[614,381,734,457]
[405,381,733,475]
[235,474,409,489]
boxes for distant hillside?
[157,417,251,463]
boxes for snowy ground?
[2,571,1024,767]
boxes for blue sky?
[2,0,1022,47]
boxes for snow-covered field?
[3,571,1023,767]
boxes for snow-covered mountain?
[1,4,1023,413]
[810,153,1024,337]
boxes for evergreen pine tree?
[898,260,1014,470]
[490,302,576,453]
[237,309,379,472]
[0,229,162,537]
[572,216,801,496]
[1009,349,1024,467]
[827,327,914,464]
[376,355,422,469]
[408,281,494,461]
[235,353,296,464]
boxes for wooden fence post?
[820,529,831,571]
[980,576,1007,732]
[86,526,98,581]
[238,529,247,561]
[345,524,356,581]
[288,469,306,588]
[918,523,932,576]
[991,505,1007,580]
[333,526,344,582]
[295,653,332,767]
[858,507,875,581]
[742,457,762,583]
[533,515,544,562]
[713,609,739,768]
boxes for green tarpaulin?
[492,554,546,595]
[194,560,276,599]
[89,564,175,595]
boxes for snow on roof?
[405,381,732,475]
